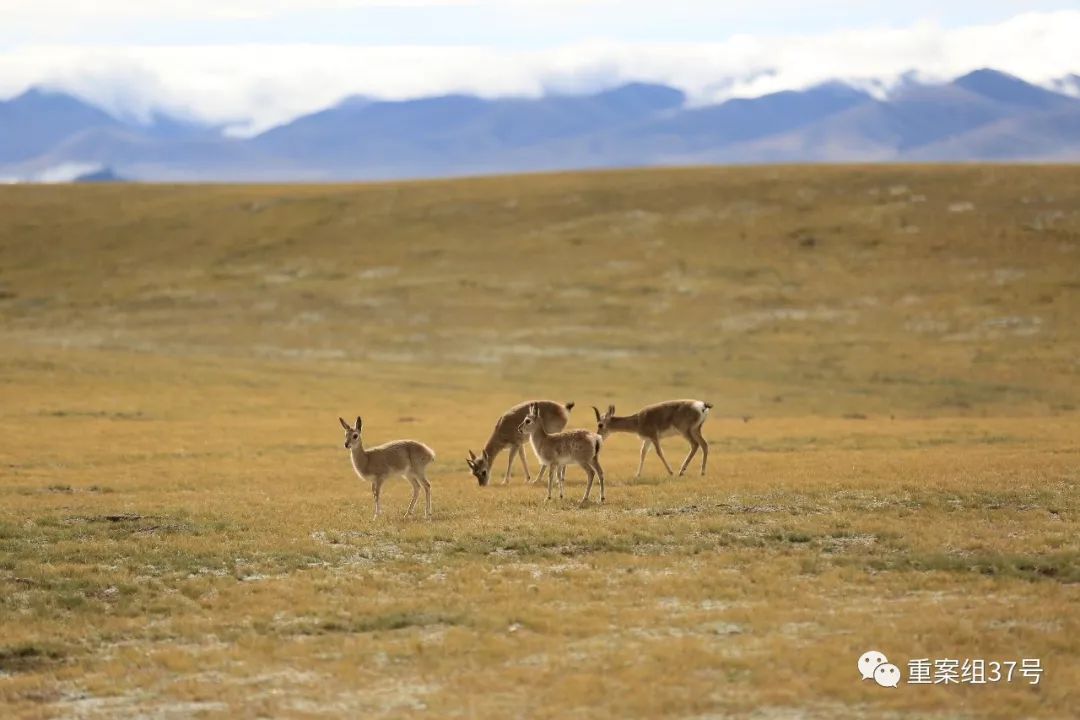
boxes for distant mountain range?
[2,69,1078,182]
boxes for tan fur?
[340,416,435,519]
[594,399,712,477]
[518,403,605,504]
[466,400,573,486]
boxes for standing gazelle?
[518,403,605,505]
[339,416,435,520]
[466,400,574,486]
[593,400,712,477]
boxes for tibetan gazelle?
[593,400,712,477]
[466,400,574,486]
[517,403,605,505]
[339,416,435,519]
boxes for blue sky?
[2,2,1079,133]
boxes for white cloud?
[32,162,104,183]
[2,0,476,22]
[1,10,1078,135]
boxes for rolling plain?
[0,166,1078,718]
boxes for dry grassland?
[0,165,1078,718]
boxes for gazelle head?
[339,416,362,449]
[465,449,492,486]
[593,405,615,437]
[516,403,541,438]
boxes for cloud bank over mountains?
[3,67,1080,183]
[2,10,1079,136]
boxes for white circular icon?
[858,650,888,680]
[874,663,901,688]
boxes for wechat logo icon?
[859,650,901,687]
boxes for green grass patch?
[0,644,65,673]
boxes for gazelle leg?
[559,465,565,499]
[594,457,606,503]
[652,437,674,475]
[692,425,709,475]
[636,439,650,478]
[518,445,533,482]
[580,463,595,505]
[677,431,699,477]
[372,477,384,519]
[503,446,516,484]
[418,471,432,517]
[404,474,420,517]
[546,461,556,500]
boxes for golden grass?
[0,165,1078,718]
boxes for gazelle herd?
[464,400,574,487]
[340,398,711,518]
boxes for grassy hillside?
[0,166,1078,718]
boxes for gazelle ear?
[607,405,615,417]
[468,449,477,460]
[355,416,362,432]
[339,417,351,430]
[592,406,602,422]
[465,457,475,470]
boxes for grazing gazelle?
[517,403,605,505]
[339,416,435,520]
[466,400,575,486]
[593,400,712,477]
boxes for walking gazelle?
[339,416,435,519]
[593,400,712,477]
